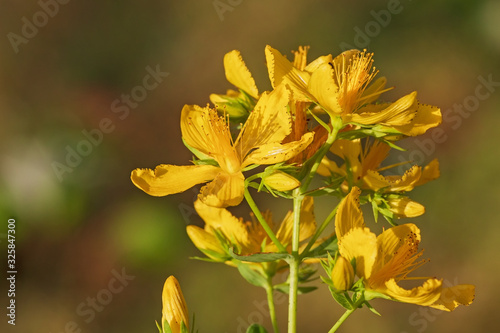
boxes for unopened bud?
[263,171,300,191]
[186,225,226,261]
[331,256,354,291]
[162,276,189,333]
[210,90,251,119]
[387,197,425,218]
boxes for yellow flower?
[265,45,442,135]
[209,50,259,119]
[131,84,314,207]
[318,138,439,217]
[335,187,475,310]
[162,276,189,333]
[187,197,317,261]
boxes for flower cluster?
[132,45,475,333]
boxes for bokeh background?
[1,0,499,332]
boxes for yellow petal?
[307,62,342,116]
[360,77,388,104]
[375,223,421,268]
[304,54,333,73]
[384,278,442,306]
[392,103,442,136]
[339,227,377,279]
[330,139,363,178]
[364,165,422,192]
[162,276,189,333]
[198,171,245,207]
[224,50,259,99]
[331,256,355,291]
[317,156,344,177]
[237,84,292,158]
[275,196,316,248]
[430,284,475,311]
[194,199,254,252]
[131,164,220,197]
[415,158,440,186]
[387,197,425,218]
[335,187,365,239]
[263,171,301,191]
[242,132,314,167]
[348,92,418,126]
[265,45,312,101]
[186,225,226,260]
[180,105,239,170]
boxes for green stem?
[265,280,279,333]
[244,188,287,253]
[327,296,364,333]
[287,189,303,333]
[300,204,339,258]
[300,116,343,193]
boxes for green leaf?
[229,247,292,263]
[329,287,353,310]
[246,323,269,333]
[237,263,268,288]
[364,301,382,316]
[298,286,318,294]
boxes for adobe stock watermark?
[51,64,169,182]
[339,0,409,52]
[400,277,470,333]
[7,0,72,54]
[50,267,135,333]
[213,0,244,21]
[396,73,500,173]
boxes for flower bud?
[162,276,189,333]
[331,256,354,291]
[263,171,300,191]
[387,197,425,218]
[209,90,251,119]
[186,225,226,261]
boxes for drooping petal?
[224,50,259,99]
[265,45,312,101]
[242,132,314,167]
[194,199,254,252]
[384,278,442,306]
[392,103,442,136]
[339,227,378,279]
[335,187,365,239]
[317,156,344,177]
[131,164,220,197]
[162,276,189,333]
[299,196,317,242]
[415,158,440,186]
[330,139,363,179]
[430,285,475,311]
[307,63,342,115]
[364,165,422,192]
[198,171,245,207]
[237,84,292,158]
[348,92,418,126]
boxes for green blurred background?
[1,0,499,332]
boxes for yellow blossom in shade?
[188,197,317,260]
[265,45,442,135]
[335,187,475,310]
[131,84,314,207]
[162,276,189,333]
[318,138,439,201]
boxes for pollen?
[333,50,378,114]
